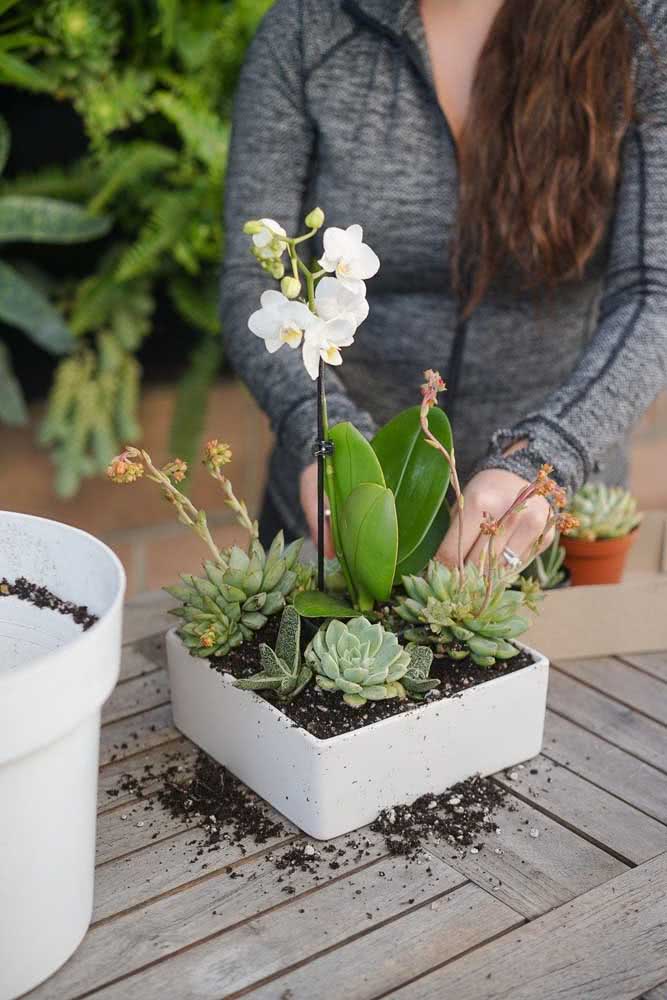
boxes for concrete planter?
[0,512,125,1000]
[166,627,549,840]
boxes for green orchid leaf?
[293,590,360,619]
[395,497,450,580]
[372,404,452,564]
[0,196,111,244]
[327,421,385,506]
[0,260,74,353]
[340,482,398,608]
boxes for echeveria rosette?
[305,616,411,707]
[566,483,642,541]
[395,560,531,668]
[167,532,303,658]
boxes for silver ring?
[502,547,521,570]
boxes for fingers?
[437,503,484,568]
[466,510,521,567]
[300,462,335,558]
[502,497,552,564]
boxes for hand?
[437,469,554,569]
[299,461,335,557]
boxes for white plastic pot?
[0,511,125,1000]
[166,628,549,840]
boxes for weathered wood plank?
[30,830,389,999]
[554,658,667,727]
[102,668,170,725]
[621,651,667,684]
[93,825,297,923]
[85,854,464,999]
[428,788,625,919]
[547,669,667,773]
[543,710,667,826]
[494,755,667,865]
[122,592,175,645]
[100,704,178,767]
[245,881,522,1000]
[119,634,166,682]
[384,851,667,1000]
[97,738,195,814]
[96,797,190,866]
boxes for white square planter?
[166,627,549,840]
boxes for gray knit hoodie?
[220,0,667,537]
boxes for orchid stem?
[317,360,325,592]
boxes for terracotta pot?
[562,530,638,586]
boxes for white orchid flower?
[314,276,369,327]
[318,224,380,293]
[302,317,356,380]
[248,290,315,354]
[252,218,287,261]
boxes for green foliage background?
[0,0,273,495]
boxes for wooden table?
[26,593,667,1000]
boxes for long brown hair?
[455,0,639,315]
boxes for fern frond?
[115,191,196,281]
[88,141,178,213]
[153,90,228,174]
[169,271,219,335]
[70,246,153,349]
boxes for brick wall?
[2,380,665,598]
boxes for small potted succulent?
[109,209,577,840]
[520,533,571,591]
[562,483,642,585]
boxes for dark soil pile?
[210,622,533,740]
[110,748,511,875]
[370,775,511,860]
[0,575,98,630]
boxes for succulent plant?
[521,533,567,590]
[566,483,642,541]
[401,644,439,700]
[305,617,414,708]
[233,605,312,701]
[395,561,530,668]
[167,532,303,657]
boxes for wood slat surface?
[383,852,667,1000]
[23,595,667,1000]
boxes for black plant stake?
[315,359,326,591]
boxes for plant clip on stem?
[312,360,334,591]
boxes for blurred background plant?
[0,0,272,496]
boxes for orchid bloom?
[314,276,369,327]
[318,224,380,293]
[248,290,315,353]
[302,317,356,380]
[252,218,287,261]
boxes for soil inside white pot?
[207,617,536,741]
[0,576,98,671]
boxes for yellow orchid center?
[322,343,341,364]
[280,325,302,346]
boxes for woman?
[221,0,666,567]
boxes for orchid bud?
[243,220,263,235]
[305,206,325,229]
[280,276,301,299]
[269,260,285,280]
